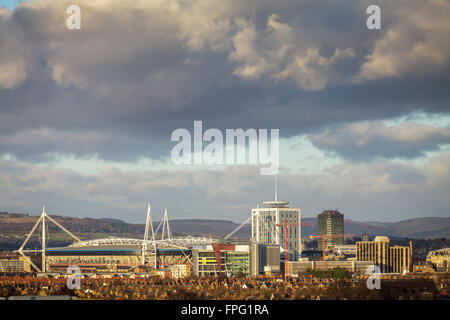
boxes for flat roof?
[262,201,290,207]
[46,246,191,254]
[47,245,141,252]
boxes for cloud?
[274,47,355,91]
[0,9,30,89]
[309,121,450,160]
[0,128,104,161]
[0,0,448,164]
[0,126,174,162]
[228,14,356,90]
[0,153,449,222]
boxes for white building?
[170,264,190,278]
[251,200,301,261]
[332,244,357,256]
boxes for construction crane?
[309,233,355,270]
[275,220,314,278]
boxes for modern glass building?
[192,244,251,276]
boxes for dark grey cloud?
[309,122,450,161]
[0,0,448,163]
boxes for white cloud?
[275,47,355,91]
[358,0,450,81]
[229,14,355,90]
[0,153,449,222]
[3,0,449,95]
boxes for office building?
[251,200,301,261]
[225,251,250,276]
[192,244,251,277]
[389,246,411,273]
[192,247,218,276]
[250,243,280,276]
[357,236,412,273]
[356,236,390,273]
[317,210,344,250]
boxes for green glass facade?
[224,251,250,276]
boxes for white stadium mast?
[142,204,156,265]
[16,206,81,272]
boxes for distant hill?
[0,211,448,250]
[302,217,450,238]
[371,217,450,238]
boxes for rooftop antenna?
[256,204,260,243]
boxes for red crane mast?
[275,220,314,278]
[309,233,355,270]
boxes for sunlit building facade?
[251,201,301,261]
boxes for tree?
[329,268,350,280]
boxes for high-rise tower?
[317,210,344,250]
[251,177,301,261]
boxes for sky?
[0,0,449,223]
[0,1,20,10]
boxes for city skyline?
[0,0,449,223]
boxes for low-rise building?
[286,260,374,275]
[192,244,252,277]
[169,264,191,278]
[426,248,450,272]
[413,262,435,273]
[0,256,31,273]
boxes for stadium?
[15,206,215,274]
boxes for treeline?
[391,238,450,250]
[303,268,351,279]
